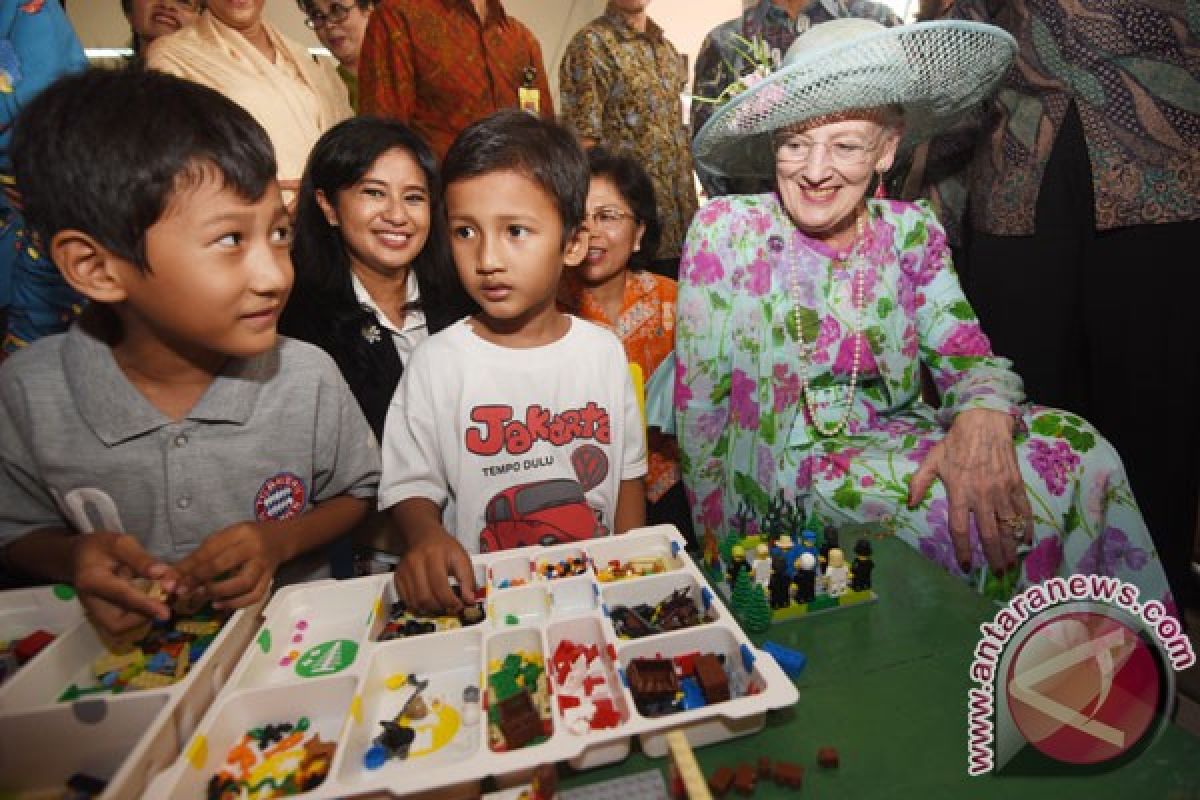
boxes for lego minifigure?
[771,533,793,563]
[792,553,817,604]
[851,538,875,591]
[768,555,792,609]
[819,527,840,572]
[751,544,772,590]
[825,548,849,597]
[799,529,819,562]
[726,544,747,587]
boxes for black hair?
[586,146,661,270]
[287,116,472,368]
[442,110,588,244]
[11,66,276,274]
[296,0,378,13]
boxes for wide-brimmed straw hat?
[693,18,1016,179]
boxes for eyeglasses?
[303,1,355,29]
[774,135,881,169]
[584,207,637,229]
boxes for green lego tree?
[742,584,772,634]
[730,569,756,624]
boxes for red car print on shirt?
[479,478,607,553]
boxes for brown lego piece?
[757,756,772,778]
[627,657,679,714]
[496,691,542,749]
[773,761,804,789]
[817,746,840,768]
[733,763,756,795]
[708,765,735,797]
[693,653,730,704]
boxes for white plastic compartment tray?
[0,584,262,800]
[147,525,799,799]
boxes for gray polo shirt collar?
[63,325,269,446]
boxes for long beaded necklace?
[787,210,869,437]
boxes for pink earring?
[873,171,887,199]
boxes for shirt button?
[177,496,191,510]
[174,434,189,448]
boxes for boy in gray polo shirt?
[0,69,380,637]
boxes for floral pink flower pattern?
[676,195,1173,608]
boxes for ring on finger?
[998,514,1026,535]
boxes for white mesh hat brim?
[693,21,1017,179]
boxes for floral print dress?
[675,194,1173,611]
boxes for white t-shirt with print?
[379,317,647,554]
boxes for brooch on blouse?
[361,323,381,344]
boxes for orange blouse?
[560,270,679,503]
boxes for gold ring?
[998,514,1026,535]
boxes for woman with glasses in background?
[680,19,1175,608]
[558,147,693,547]
[297,0,378,111]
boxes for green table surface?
[559,536,1200,799]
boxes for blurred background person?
[559,0,695,279]
[297,0,377,111]
[146,0,351,202]
[121,0,201,59]
[1,0,88,357]
[358,0,553,162]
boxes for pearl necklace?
[787,211,869,437]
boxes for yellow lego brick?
[129,670,175,689]
[93,648,145,678]
[175,619,221,636]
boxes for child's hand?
[394,522,477,615]
[73,533,176,637]
[174,522,283,610]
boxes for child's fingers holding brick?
[73,532,173,631]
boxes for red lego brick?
[817,746,840,768]
[13,630,54,664]
[708,766,734,797]
[773,761,804,789]
[733,764,756,795]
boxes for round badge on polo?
[254,472,308,521]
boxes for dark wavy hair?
[586,146,660,271]
[288,116,471,367]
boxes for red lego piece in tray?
[13,630,55,664]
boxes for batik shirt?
[691,0,900,197]
[559,6,697,261]
[359,0,554,161]
[952,0,1200,234]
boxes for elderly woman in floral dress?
[679,19,1174,610]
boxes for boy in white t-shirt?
[378,110,647,612]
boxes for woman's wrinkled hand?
[907,408,1032,574]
